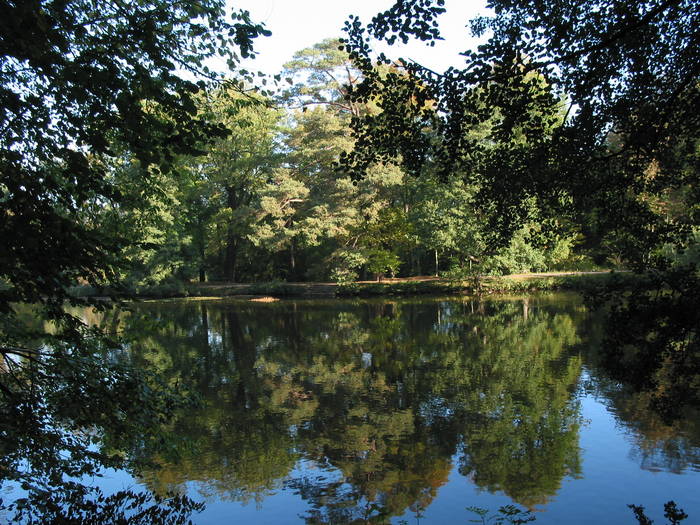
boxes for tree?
[1,0,270,310]
[342,0,699,263]
[186,88,282,281]
[409,176,484,276]
[249,40,419,282]
[1,0,271,521]
[470,0,699,263]
[247,102,353,281]
[96,157,193,288]
[281,37,364,116]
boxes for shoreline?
[80,271,634,301]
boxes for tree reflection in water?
[98,295,697,522]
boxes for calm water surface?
[96,294,700,523]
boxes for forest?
[37,36,595,291]
[1,0,698,523]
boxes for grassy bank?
[64,271,644,301]
[335,271,636,297]
[66,271,640,300]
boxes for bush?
[136,280,188,298]
[330,267,359,285]
[329,249,367,284]
[365,248,401,281]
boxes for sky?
[233,0,491,76]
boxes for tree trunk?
[434,249,439,277]
[224,186,240,282]
[289,238,296,281]
[223,235,238,281]
[198,237,206,282]
[196,216,207,282]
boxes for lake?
[86,293,700,524]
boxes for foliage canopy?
[1,0,270,521]
[342,0,699,260]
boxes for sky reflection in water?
[98,294,700,524]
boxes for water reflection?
[99,295,699,522]
[582,371,700,476]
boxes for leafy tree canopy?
[0,0,270,312]
[341,0,699,261]
[1,0,271,521]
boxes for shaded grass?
[67,271,641,300]
[337,271,638,297]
